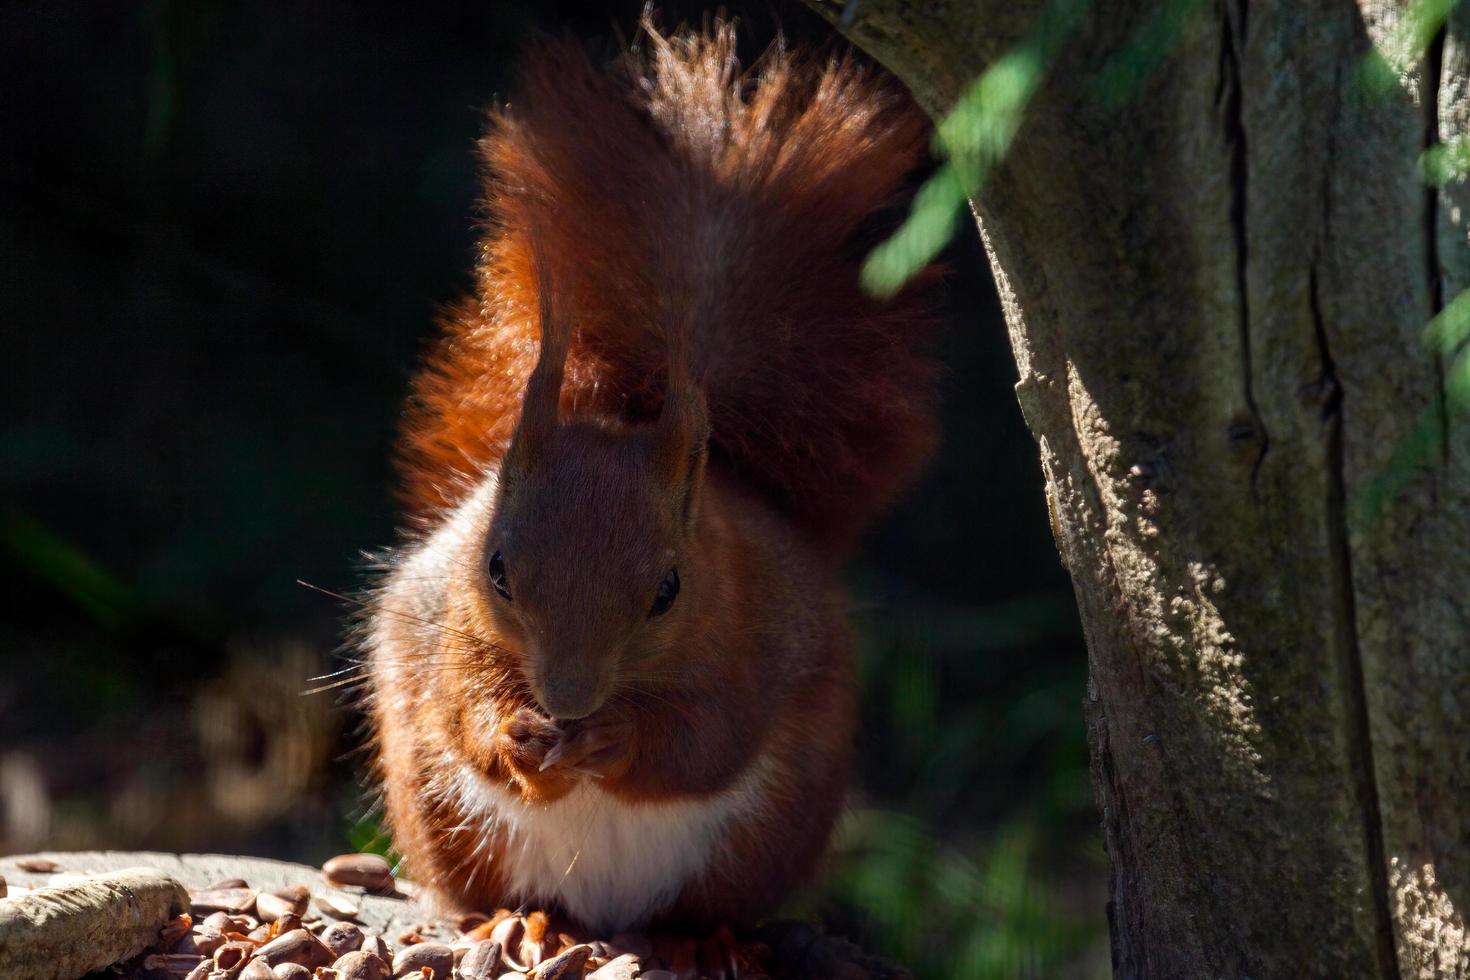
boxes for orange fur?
[367,20,938,932]
[398,24,937,555]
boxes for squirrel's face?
[481,417,708,720]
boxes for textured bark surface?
[809,1,1470,977]
[0,866,188,980]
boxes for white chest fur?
[446,759,771,932]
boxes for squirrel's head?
[479,245,710,721]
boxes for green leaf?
[861,164,969,298]
[860,0,1093,299]
[1425,286,1470,355]
[0,509,139,628]
[1093,0,1209,108]
[1419,137,1470,185]
[1358,0,1459,99]
[346,813,402,868]
[1353,405,1444,528]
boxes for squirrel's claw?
[538,742,568,771]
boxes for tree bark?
[808,1,1470,976]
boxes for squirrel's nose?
[532,667,604,721]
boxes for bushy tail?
[400,20,940,554]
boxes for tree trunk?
[808,1,1470,976]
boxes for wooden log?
[1,852,427,939]
[3,852,914,979]
[0,866,188,980]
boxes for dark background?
[0,1,1103,975]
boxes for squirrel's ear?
[504,230,569,477]
[685,407,711,528]
[669,391,710,531]
[653,348,710,529]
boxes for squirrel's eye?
[649,567,679,617]
[488,549,512,601]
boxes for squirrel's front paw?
[540,711,636,781]
[498,708,578,800]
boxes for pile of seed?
[77,854,906,980]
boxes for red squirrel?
[365,21,938,933]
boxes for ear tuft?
[502,229,571,478]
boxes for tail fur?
[400,20,939,554]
